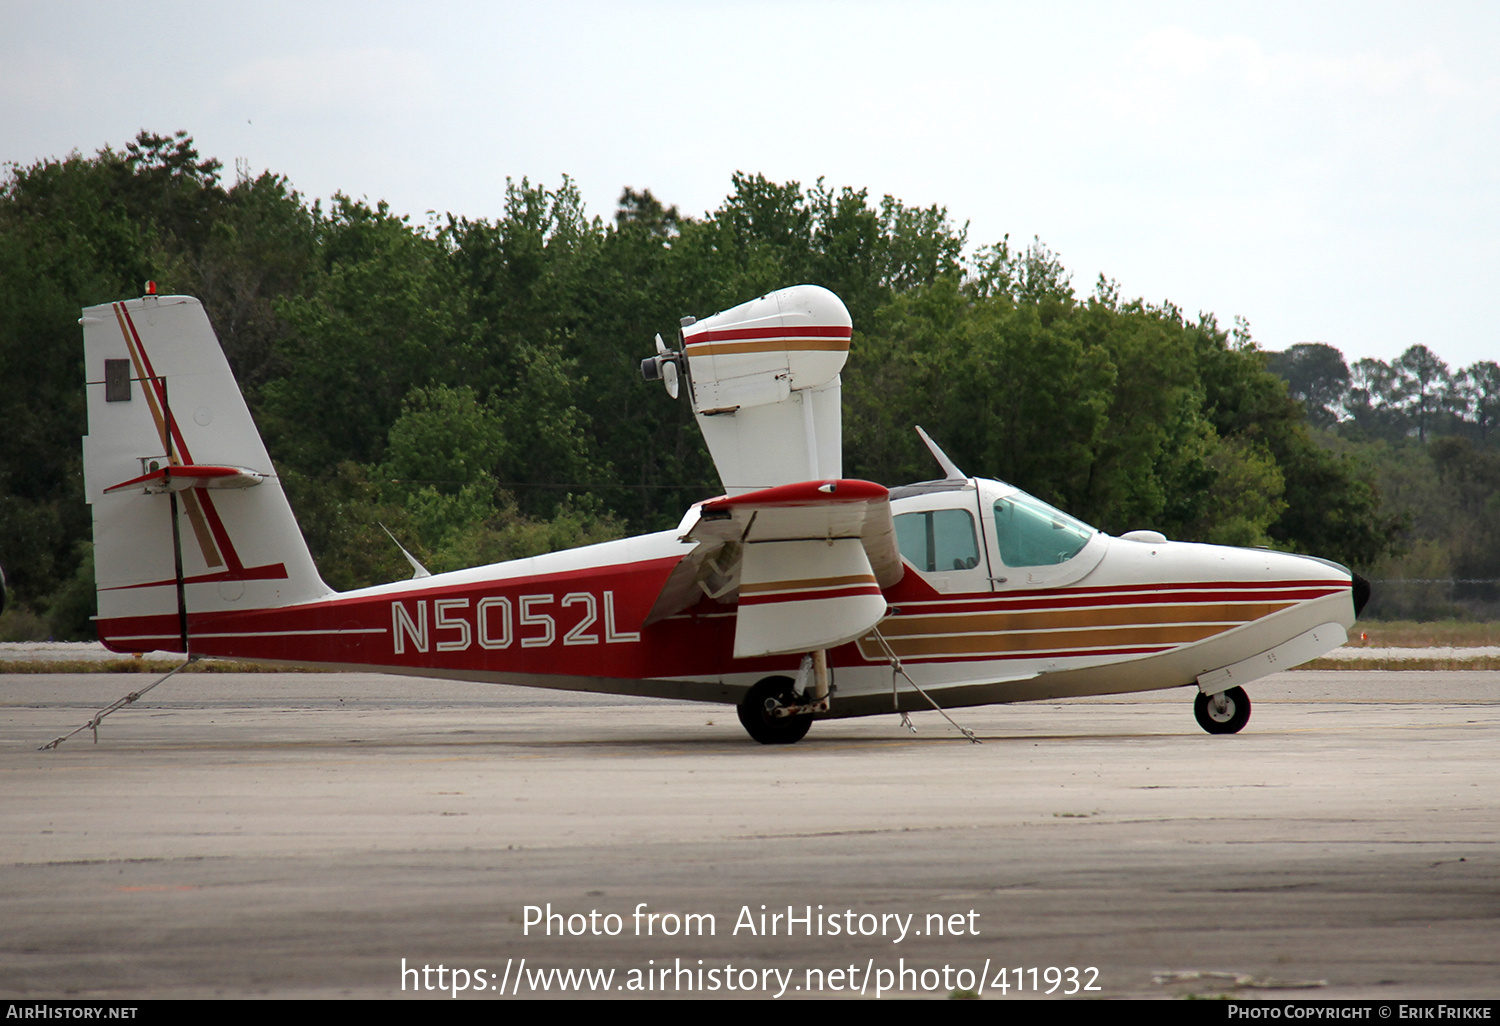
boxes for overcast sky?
[5,1,1497,368]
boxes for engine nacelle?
[669,285,852,495]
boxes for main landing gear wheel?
[737,676,813,745]
[1194,686,1251,735]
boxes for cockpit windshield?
[993,491,1095,567]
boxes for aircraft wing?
[645,479,903,659]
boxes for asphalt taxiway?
[1,670,1496,999]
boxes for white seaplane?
[77,284,1367,744]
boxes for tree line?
[1265,344,1500,619]
[1,132,1421,639]
[1269,342,1499,443]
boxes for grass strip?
[1302,656,1500,671]
[0,659,330,674]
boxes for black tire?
[737,675,813,745]
[1194,686,1251,735]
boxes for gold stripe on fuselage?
[686,338,851,357]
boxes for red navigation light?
[145,280,157,296]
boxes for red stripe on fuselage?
[98,554,753,679]
[685,325,852,345]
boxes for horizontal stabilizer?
[104,464,267,494]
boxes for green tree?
[1392,344,1452,444]
[0,134,1427,619]
[0,133,221,618]
[1267,343,1349,428]
[1429,438,1500,594]
[1343,357,1406,441]
[260,195,472,471]
[1455,361,1500,443]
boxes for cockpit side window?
[894,509,980,573]
[993,493,1094,567]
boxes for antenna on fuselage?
[379,523,431,579]
[915,426,966,481]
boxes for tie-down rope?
[40,656,199,750]
[868,628,980,744]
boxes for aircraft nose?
[1352,572,1372,617]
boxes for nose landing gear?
[1194,686,1251,735]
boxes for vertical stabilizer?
[82,295,332,652]
[680,285,851,494]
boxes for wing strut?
[868,627,982,744]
